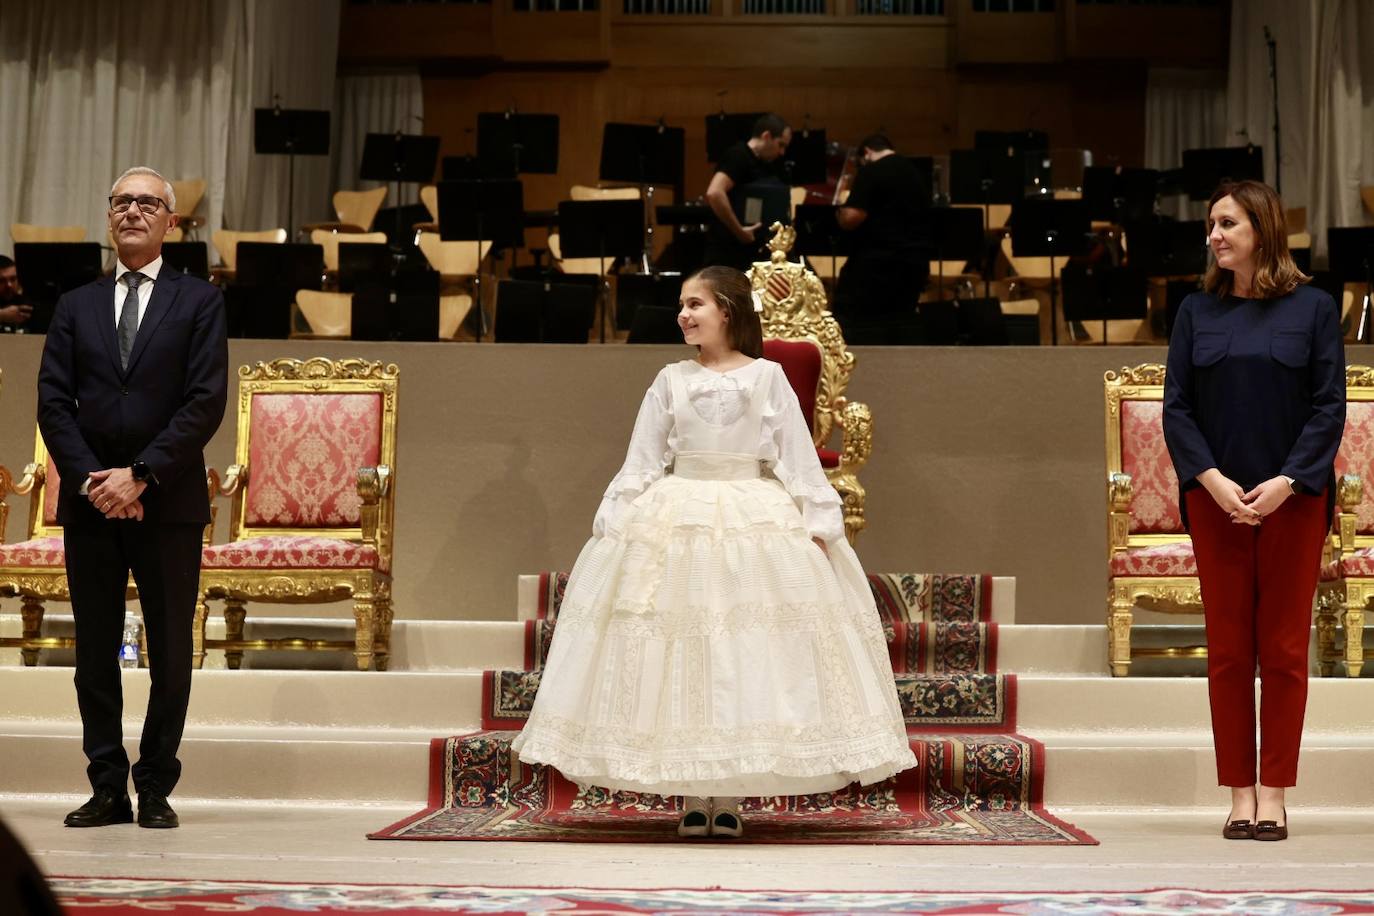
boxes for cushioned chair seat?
[0,537,64,568]
[1322,547,1374,581]
[202,535,380,571]
[818,448,840,469]
[1109,541,1197,577]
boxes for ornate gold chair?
[1104,364,1204,676]
[201,358,398,671]
[748,223,874,544]
[1316,365,1374,677]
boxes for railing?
[513,0,600,9]
[739,0,826,13]
[853,0,944,14]
[622,0,712,11]
[971,0,1055,11]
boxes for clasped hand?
[1201,469,1292,526]
[87,467,147,521]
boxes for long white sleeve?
[761,364,846,543]
[591,367,675,537]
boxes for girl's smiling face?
[678,278,729,349]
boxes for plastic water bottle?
[119,613,141,669]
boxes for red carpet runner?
[370,573,1094,844]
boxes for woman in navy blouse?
[1163,180,1344,842]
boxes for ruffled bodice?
[592,359,845,542]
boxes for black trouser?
[65,521,202,796]
[832,253,930,345]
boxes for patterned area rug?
[372,571,1089,845]
[46,878,1374,914]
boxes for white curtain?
[1144,68,1228,220]
[332,71,427,208]
[0,0,339,259]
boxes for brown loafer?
[1254,809,1287,842]
[1222,818,1255,840]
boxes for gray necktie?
[117,271,145,370]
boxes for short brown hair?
[685,266,763,358]
[1203,180,1308,300]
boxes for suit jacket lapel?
[124,271,181,376]
[92,275,123,376]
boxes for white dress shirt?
[114,255,163,329]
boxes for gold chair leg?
[373,590,393,673]
[1344,601,1367,678]
[224,599,247,670]
[191,595,209,670]
[353,594,376,671]
[19,599,44,667]
[1108,588,1134,677]
[1316,591,1339,678]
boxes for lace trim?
[554,595,887,637]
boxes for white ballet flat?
[677,797,711,838]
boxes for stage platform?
[8,337,1372,627]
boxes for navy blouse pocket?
[1192,330,1230,367]
[1271,329,1311,368]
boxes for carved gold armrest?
[358,465,393,545]
[217,464,247,498]
[1108,472,1134,553]
[1336,473,1363,553]
[836,399,873,474]
[10,462,43,497]
[0,464,12,544]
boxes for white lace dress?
[510,358,915,797]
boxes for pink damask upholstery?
[1322,547,1374,581]
[1110,541,1197,578]
[202,535,383,572]
[1334,401,1374,536]
[1119,400,1183,535]
[0,537,65,568]
[244,393,383,528]
[42,456,60,528]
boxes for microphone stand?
[1264,25,1281,194]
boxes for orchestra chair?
[310,229,388,274]
[413,185,440,235]
[292,290,354,339]
[202,358,398,671]
[1000,235,1069,344]
[1104,363,1203,676]
[548,232,613,277]
[1316,365,1374,677]
[10,224,85,243]
[749,222,873,545]
[569,185,640,202]
[416,231,491,280]
[0,428,217,667]
[1285,207,1308,235]
[172,178,207,238]
[212,228,287,273]
[302,187,388,235]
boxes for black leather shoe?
[64,787,133,827]
[136,792,179,829]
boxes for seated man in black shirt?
[0,255,33,331]
[703,113,791,270]
[833,134,931,345]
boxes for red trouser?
[1185,486,1328,787]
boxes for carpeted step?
[368,730,1093,845]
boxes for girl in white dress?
[511,266,915,838]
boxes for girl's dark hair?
[1203,179,1308,300]
[685,266,763,358]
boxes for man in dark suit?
[37,166,228,829]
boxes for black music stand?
[975,129,1049,155]
[616,271,683,332]
[230,242,323,339]
[927,206,985,300]
[705,112,764,162]
[360,132,441,240]
[1329,228,1374,343]
[478,112,560,178]
[783,129,827,186]
[494,278,598,343]
[442,155,485,181]
[160,241,210,280]
[600,122,685,270]
[1008,198,1092,345]
[1124,218,1208,277]
[438,178,525,342]
[1083,167,1159,224]
[1061,263,1148,346]
[558,198,646,343]
[12,242,103,334]
[793,204,847,278]
[336,241,393,340]
[950,148,1025,298]
[1181,146,1264,201]
[254,107,330,236]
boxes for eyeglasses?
[108,195,169,215]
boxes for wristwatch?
[131,459,153,484]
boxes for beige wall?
[4,337,1369,625]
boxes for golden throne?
[1104,364,1204,676]
[201,358,398,671]
[1316,365,1374,678]
[748,222,874,544]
